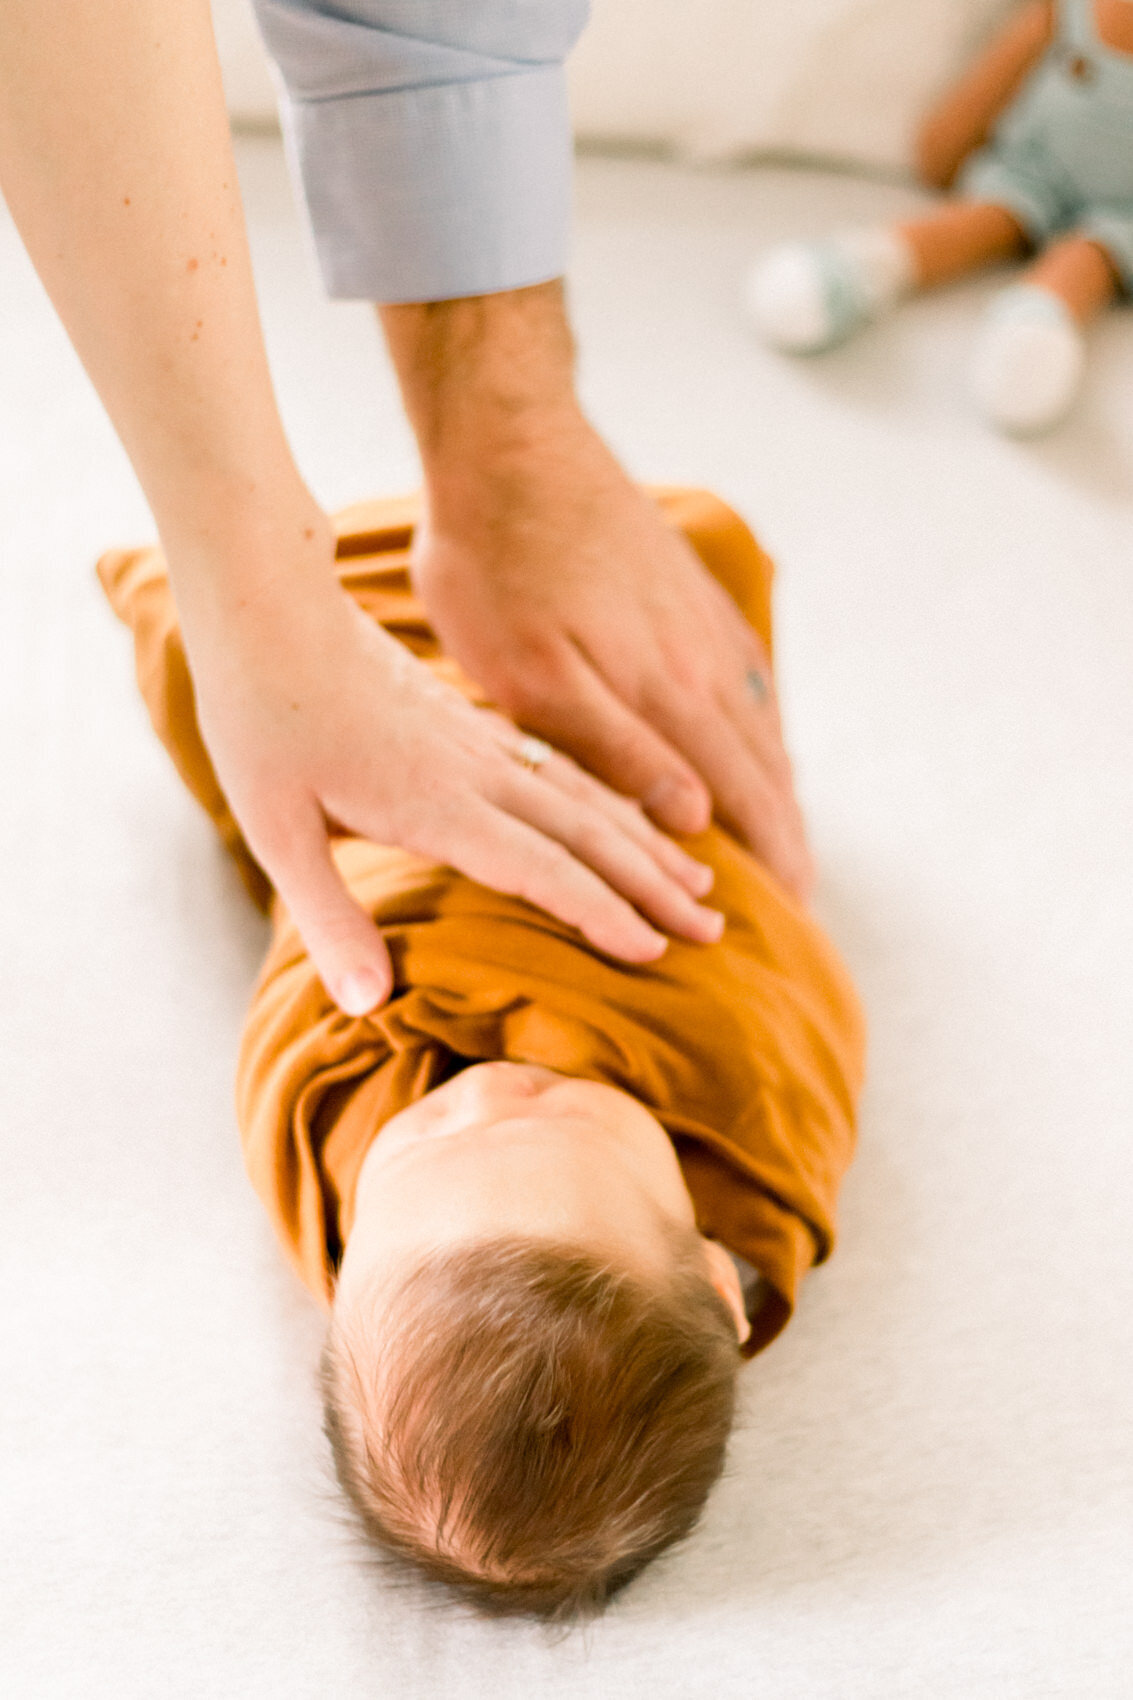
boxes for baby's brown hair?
[322,1232,740,1620]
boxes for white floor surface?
[2,142,1132,1699]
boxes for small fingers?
[249,801,394,1014]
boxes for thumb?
[252,804,394,1016]
[513,647,711,834]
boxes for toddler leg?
[1025,236,1121,324]
[970,235,1120,434]
[746,201,1027,354]
[897,202,1029,288]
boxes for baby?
[99,487,864,1619]
[747,0,1133,434]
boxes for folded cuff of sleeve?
[280,67,573,302]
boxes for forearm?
[0,0,320,596]
[916,0,1055,188]
[379,282,601,523]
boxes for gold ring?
[514,735,554,773]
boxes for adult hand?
[0,4,719,1017]
[381,286,813,900]
[179,520,724,1016]
[412,424,812,899]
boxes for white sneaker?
[970,286,1085,435]
[745,230,914,354]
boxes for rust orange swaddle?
[98,488,865,1356]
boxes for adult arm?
[0,0,722,1015]
[381,283,812,896]
[916,0,1056,189]
[252,0,812,894]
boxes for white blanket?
[6,140,1133,1700]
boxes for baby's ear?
[700,1239,751,1346]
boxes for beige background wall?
[212,0,1015,171]
[569,0,1015,167]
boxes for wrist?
[161,477,338,637]
[378,281,591,522]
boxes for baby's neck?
[1095,0,1133,56]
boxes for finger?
[712,731,813,900]
[248,802,395,1014]
[699,710,811,897]
[489,762,725,946]
[501,641,712,836]
[643,673,813,899]
[442,797,672,964]
[517,743,716,898]
[482,715,714,895]
[713,645,815,895]
[629,597,814,896]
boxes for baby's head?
[323,1061,747,1619]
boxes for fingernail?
[698,908,726,942]
[337,968,384,1015]
[646,777,711,835]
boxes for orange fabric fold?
[98,487,865,1355]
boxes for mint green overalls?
[959,0,1133,290]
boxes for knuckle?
[312,909,366,954]
[497,670,559,722]
[599,785,649,833]
[529,837,575,887]
[393,788,466,857]
[492,642,568,716]
[655,645,708,700]
[568,813,620,870]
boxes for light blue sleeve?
[250,0,591,302]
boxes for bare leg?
[1025,234,1121,324]
[896,202,1030,289]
